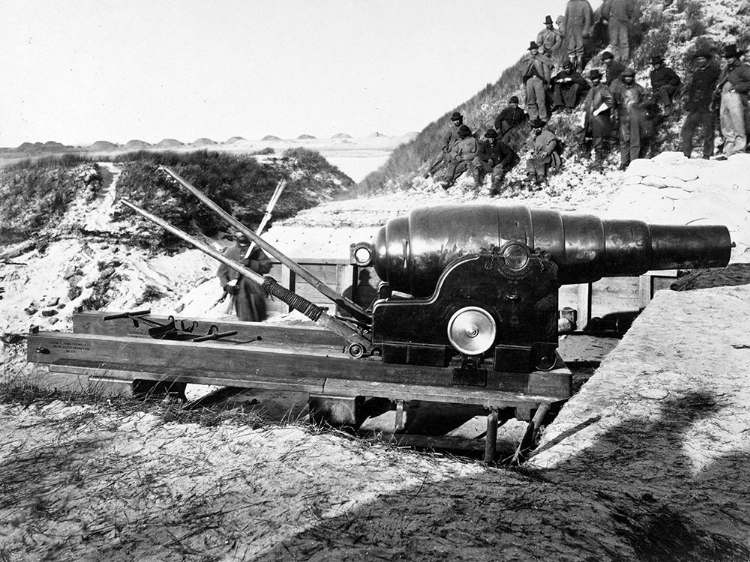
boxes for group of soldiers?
[427,0,750,192]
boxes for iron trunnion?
[355,205,731,384]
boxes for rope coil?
[262,278,323,322]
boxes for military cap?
[484,129,498,138]
[450,111,463,121]
[650,55,664,65]
[601,51,614,61]
[588,69,603,80]
[621,67,636,77]
[563,60,574,69]
[457,124,472,137]
[509,95,519,104]
[723,44,743,59]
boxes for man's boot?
[590,149,605,171]
[472,168,482,190]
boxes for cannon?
[351,205,731,380]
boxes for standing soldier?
[612,68,649,170]
[441,124,478,189]
[681,47,720,159]
[562,0,594,72]
[649,55,682,117]
[218,232,272,322]
[537,15,563,59]
[581,69,615,171]
[426,111,465,177]
[601,0,636,62]
[471,129,519,196]
[602,51,627,86]
[522,41,554,123]
[715,44,750,159]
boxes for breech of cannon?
[371,205,732,298]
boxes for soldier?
[537,15,563,59]
[426,111,465,177]
[715,44,750,158]
[471,129,519,196]
[561,0,594,72]
[611,67,649,169]
[441,124,478,189]
[581,69,615,170]
[494,96,528,140]
[550,60,589,112]
[649,55,682,116]
[680,47,720,159]
[601,0,636,61]
[602,51,626,86]
[525,119,563,186]
[217,232,272,322]
[522,41,554,122]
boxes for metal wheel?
[447,306,497,356]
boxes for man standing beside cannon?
[217,232,272,322]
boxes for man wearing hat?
[561,0,594,72]
[649,55,681,116]
[602,51,626,86]
[525,119,563,185]
[550,60,589,112]
[611,67,649,169]
[522,41,554,122]
[581,68,615,170]
[471,129,519,195]
[681,47,720,159]
[441,124,478,189]
[494,96,528,141]
[601,0,637,61]
[217,231,272,322]
[537,15,563,58]
[426,111,466,177]
[715,44,750,157]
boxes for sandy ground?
[2,150,750,560]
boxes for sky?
[0,0,598,147]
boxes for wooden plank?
[73,312,344,346]
[28,332,571,398]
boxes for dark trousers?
[552,83,583,109]
[681,111,714,158]
[619,110,648,167]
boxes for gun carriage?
[27,169,732,461]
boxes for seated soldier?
[426,111,465,177]
[649,55,682,116]
[550,60,589,112]
[494,96,528,140]
[441,124,478,190]
[525,119,563,186]
[471,128,519,196]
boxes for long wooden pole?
[119,198,372,355]
[160,166,370,323]
[245,178,286,259]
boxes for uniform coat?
[612,80,649,167]
[217,244,272,322]
[551,68,589,109]
[717,59,750,155]
[583,82,615,150]
[602,0,636,61]
[681,62,720,158]
[562,0,594,60]
[522,52,554,121]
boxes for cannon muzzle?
[371,205,731,297]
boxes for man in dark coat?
[601,0,636,61]
[715,44,750,157]
[582,69,615,170]
[681,47,720,159]
[522,41,554,122]
[494,96,527,140]
[217,232,272,322]
[602,51,626,86]
[471,129,519,195]
[525,119,563,185]
[612,67,649,169]
[426,112,466,177]
[562,0,594,71]
[551,60,589,112]
[442,124,478,189]
[649,55,682,116]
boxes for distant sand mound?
[15,141,71,153]
[124,139,152,150]
[88,141,119,151]
[332,133,353,139]
[262,135,282,141]
[225,136,247,144]
[296,134,316,140]
[155,138,184,148]
[192,138,218,146]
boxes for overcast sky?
[0,0,598,147]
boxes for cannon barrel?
[371,205,732,297]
